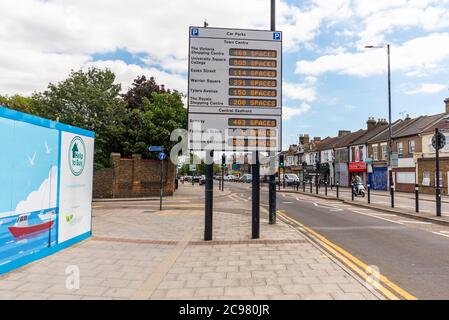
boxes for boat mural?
[0,208,58,267]
[8,213,55,238]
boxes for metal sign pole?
[268,0,277,225]
[436,128,442,217]
[160,156,163,211]
[205,150,214,240]
[252,151,260,239]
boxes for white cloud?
[405,83,448,95]
[283,103,311,120]
[86,60,187,93]
[296,33,449,77]
[283,77,317,103]
[14,166,58,215]
[278,0,353,52]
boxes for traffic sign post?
[149,146,165,210]
[188,21,282,241]
[434,128,445,217]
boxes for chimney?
[313,137,321,142]
[367,117,377,130]
[338,130,351,137]
[445,98,449,113]
[405,114,411,121]
[299,134,310,145]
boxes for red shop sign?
[349,162,366,172]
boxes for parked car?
[199,175,206,185]
[224,175,238,181]
[193,176,201,183]
[241,174,252,183]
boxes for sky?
[1,0,449,149]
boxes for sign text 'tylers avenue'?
[188,27,282,152]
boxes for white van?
[282,174,300,186]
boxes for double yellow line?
[278,211,417,300]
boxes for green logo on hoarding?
[69,136,86,176]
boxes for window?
[351,146,356,162]
[381,145,387,160]
[359,146,364,161]
[397,142,403,156]
[408,140,415,154]
[423,171,430,186]
[373,145,379,161]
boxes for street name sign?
[188,27,282,152]
[149,146,163,152]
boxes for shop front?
[371,165,388,190]
[349,161,367,184]
[320,163,330,183]
[335,162,349,186]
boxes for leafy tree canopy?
[31,68,127,169]
[0,94,32,113]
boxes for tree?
[123,75,170,111]
[128,92,187,158]
[31,68,127,168]
[121,75,187,158]
[0,94,32,113]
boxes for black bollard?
[325,181,328,196]
[415,184,419,213]
[336,181,339,198]
[367,183,370,204]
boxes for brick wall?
[393,167,416,193]
[418,157,449,195]
[93,153,175,199]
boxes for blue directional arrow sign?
[149,146,163,152]
[158,152,167,161]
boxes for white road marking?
[282,202,294,204]
[313,202,343,212]
[397,220,432,225]
[349,210,404,225]
[369,213,398,217]
[439,231,449,234]
[432,232,449,239]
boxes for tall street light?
[365,44,394,207]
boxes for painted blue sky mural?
[0,117,58,215]
[1,0,449,149]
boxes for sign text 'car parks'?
[188,27,282,152]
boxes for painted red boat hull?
[8,221,54,238]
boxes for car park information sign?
[188,27,282,152]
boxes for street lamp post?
[365,44,394,207]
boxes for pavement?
[276,184,449,226]
[0,183,383,300]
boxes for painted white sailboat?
[38,210,56,221]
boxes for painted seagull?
[27,152,36,166]
[44,141,52,154]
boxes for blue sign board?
[158,152,166,160]
[149,146,163,152]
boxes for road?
[283,183,449,216]
[221,181,449,299]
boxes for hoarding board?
[58,132,95,244]
[188,27,282,152]
[0,106,95,275]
